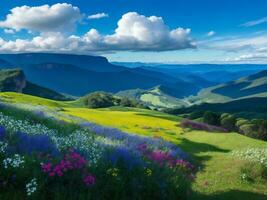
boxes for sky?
[0,0,267,63]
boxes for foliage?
[180,119,228,132]
[203,111,221,126]
[83,92,115,108]
[220,114,237,131]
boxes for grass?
[1,92,267,200]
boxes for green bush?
[189,111,204,120]
[83,92,115,108]
[220,114,237,131]
[203,111,220,126]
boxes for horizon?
[0,1,267,64]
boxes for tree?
[83,92,114,108]
[220,115,237,131]
[203,111,220,126]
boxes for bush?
[84,92,114,108]
[189,111,204,120]
[180,119,228,133]
[220,114,237,131]
[203,111,221,126]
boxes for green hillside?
[117,86,190,109]
[191,70,267,104]
[0,92,266,200]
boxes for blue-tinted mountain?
[0,53,125,72]
[0,69,69,100]
[0,53,215,97]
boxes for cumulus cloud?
[88,13,109,19]
[207,31,215,37]
[0,11,196,53]
[240,16,267,27]
[0,3,81,33]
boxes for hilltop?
[0,69,69,101]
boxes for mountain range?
[0,53,215,96]
[0,53,267,111]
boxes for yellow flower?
[145,168,152,176]
[107,168,119,177]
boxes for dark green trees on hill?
[83,92,147,109]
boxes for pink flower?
[41,163,52,173]
[83,175,96,186]
[49,172,55,177]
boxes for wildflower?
[107,168,119,177]
[0,141,8,153]
[3,154,24,169]
[26,178,38,196]
[83,175,96,186]
[145,168,152,176]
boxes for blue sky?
[0,0,267,63]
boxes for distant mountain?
[141,65,266,83]
[0,69,69,101]
[0,53,125,72]
[190,70,267,104]
[0,59,13,68]
[0,53,215,97]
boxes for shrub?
[84,92,114,108]
[220,115,237,131]
[180,119,228,133]
[189,111,204,120]
[203,111,221,126]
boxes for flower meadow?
[0,110,195,199]
[232,148,267,182]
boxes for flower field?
[0,92,267,200]
[0,110,195,199]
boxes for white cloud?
[0,3,81,33]
[4,29,15,34]
[88,13,109,19]
[225,53,267,63]
[0,12,196,53]
[240,17,267,27]
[207,31,215,37]
[204,32,267,52]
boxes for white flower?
[3,154,25,169]
[26,178,38,196]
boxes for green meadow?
[1,92,267,200]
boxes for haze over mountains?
[0,53,267,109]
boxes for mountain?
[0,59,13,68]
[0,69,69,101]
[141,65,266,83]
[190,70,267,104]
[0,53,125,72]
[0,53,215,97]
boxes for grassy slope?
[0,92,267,200]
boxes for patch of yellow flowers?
[107,168,119,177]
[145,168,152,176]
